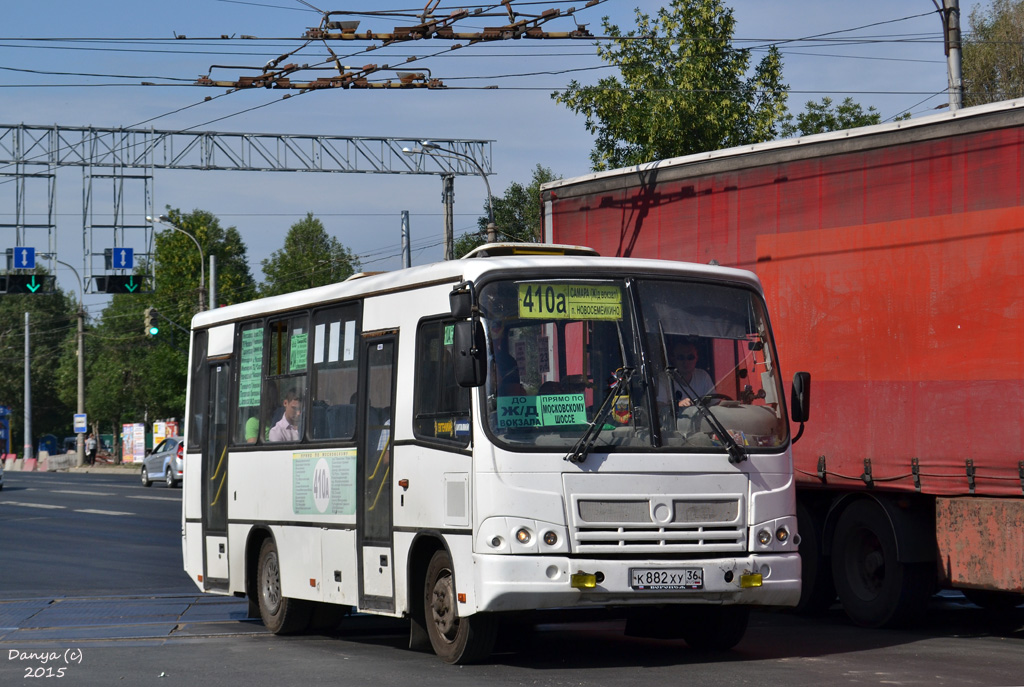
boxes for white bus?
[182,244,810,663]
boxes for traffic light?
[0,274,56,294]
[144,307,159,336]
[94,275,146,294]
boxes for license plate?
[629,567,704,590]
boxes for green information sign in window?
[239,328,263,408]
[495,393,587,429]
[291,332,308,371]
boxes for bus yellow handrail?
[210,444,227,482]
[368,466,389,512]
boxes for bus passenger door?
[358,336,397,612]
[202,361,231,591]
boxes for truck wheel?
[423,549,497,664]
[680,606,749,651]
[795,501,835,614]
[257,538,312,635]
[961,589,1024,611]
[831,499,931,628]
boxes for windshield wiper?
[564,366,633,464]
[668,369,746,464]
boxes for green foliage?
[82,295,181,436]
[778,97,884,137]
[154,208,257,327]
[0,270,77,453]
[259,213,360,297]
[963,0,1024,106]
[84,208,258,438]
[477,165,560,243]
[553,0,788,171]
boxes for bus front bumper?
[469,552,800,614]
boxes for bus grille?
[572,498,745,554]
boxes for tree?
[778,97,884,137]
[260,213,360,298]
[154,208,257,328]
[962,0,1024,106]
[81,208,257,451]
[0,271,77,454]
[553,0,788,171]
[455,165,561,257]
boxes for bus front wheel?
[257,538,311,634]
[423,549,497,664]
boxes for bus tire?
[680,606,749,651]
[423,549,497,664]
[257,538,312,635]
[831,499,931,628]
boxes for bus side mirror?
[449,284,474,319]
[452,320,486,388]
[791,371,811,423]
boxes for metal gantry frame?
[0,124,493,292]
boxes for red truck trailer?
[543,99,1024,628]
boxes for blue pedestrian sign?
[112,247,134,270]
[74,413,88,433]
[14,246,35,270]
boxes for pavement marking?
[52,489,115,496]
[74,509,134,516]
[128,494,181,502]
[0,502,66,509]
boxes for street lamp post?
[44,255,86,466]
[402,143,497,259]
[147,214,206,311]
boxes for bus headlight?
[476,518,568,553]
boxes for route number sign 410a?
[518,283,622,321]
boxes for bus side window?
[263,314,309,443]
[188,329,208,450]
[234,321,264,445]
[310,304,361,441]
[413,319,471,446]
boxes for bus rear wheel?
[423,549,497,664]
[257,538,311,634]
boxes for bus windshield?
[478,277,787,453]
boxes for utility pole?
[23,312,31,463]
[940,0,964,110]
[209,254,217,310]
[442,175,455,261]
[401,211,412,268]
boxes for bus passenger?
[268,388,302,442]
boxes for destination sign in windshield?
[518,283,622,320]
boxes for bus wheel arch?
[423,547,497,664]
[407,534,446,652]
[253,534,312,634]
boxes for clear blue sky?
[0,1,977,317]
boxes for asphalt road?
[1,469,1023,687]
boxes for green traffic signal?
[144,307,159,336]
